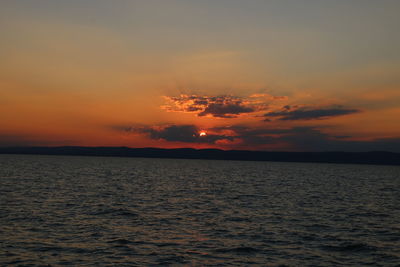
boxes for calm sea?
[1,154,399,266]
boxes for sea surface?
[0,154,399,266]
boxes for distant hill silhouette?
[1,146,400,165]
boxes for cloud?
[113,124,400,152]
[162,94,359,123]
[162,94,285,118]
[198,103,254,118]
[278,127,400,152]
[210,125,293,146]
[120,124,233,143]
[147,125,199,143]
[264,106,360,121]
[211,125,400,152]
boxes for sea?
[0,154,399,266]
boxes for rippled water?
[1,154,399,266]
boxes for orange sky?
[1,1,400,151]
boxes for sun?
[199,131,207,137]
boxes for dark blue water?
[1,154,399,266]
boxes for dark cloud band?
[265,106,360,121]
[112,124,400,152]
[120,124,233,143]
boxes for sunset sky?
[1,0,400,151]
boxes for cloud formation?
[113,124,400,152]
[211,125,400,152]
[264,106,360,121]
[162,94,360,123]
[162,94,285,118]
[120,124,233,143]
[198,103,254,118]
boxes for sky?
[1,0,400,152]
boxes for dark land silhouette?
[1,146,400,165]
